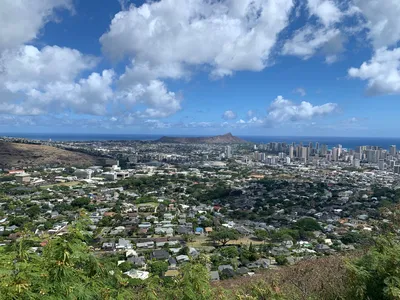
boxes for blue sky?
[0,0,400,136]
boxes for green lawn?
[40,181,81,189]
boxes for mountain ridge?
[0,141,102,169]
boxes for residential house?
[151,249,170,260]
[127,256,147,268]
[168,257,177,269]
[136,241,154,249]
[123,269,149,280]
[102,242,115,251]
[176,255,190,263]
[116,238,133,250]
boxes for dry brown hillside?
[0,142,101,168]
[213,255,357,300]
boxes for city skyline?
[1,0,400,136]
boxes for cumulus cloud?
[283,0,350,62]
[117,80,182,118]
[0,0,72,52]
[27,69,116,115]
[348,47,400,95]
[283,24,341,60]
[222,110,237,120]
[347,1,400,96]
[0,0,185,121]
[101,0,294,78]
[0,45,112,115]
[307,0,343,26]
[354,0,400,49]
[266,95,337,123]
[0,45,96,93]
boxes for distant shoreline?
[2,133,400,150]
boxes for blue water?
[2,133,400,150]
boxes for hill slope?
[158,133,248,144]
[0,142,101,168]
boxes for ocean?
[2,133,400,150]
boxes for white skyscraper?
[353,158,360,168]
[225,146,232,158]
[289,145,294,159]
[379,159,385,170]
[332,147,338,161]
[302,146,308,163]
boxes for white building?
[74,169,93,179]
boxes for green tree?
[220,246,239,258]
[26,205,41,218]
[71,197,90,208]
[119,261,134,272]
[209,229,240,246]
[293,218,321,231]
[0,216,135,299]
[148,261,168,277]
[347,235,400,300]
[254,229,269,241]
[276,256,288,266]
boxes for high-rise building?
[225,146,232,159]
[353,158,360,168]
[390,145,397,156]
[337,144,343,158]
[260,153,266,161]
[289,145,294,159]
[321,144,328,156]
[302,146,308,162]
[332,147,338,161]
[253,151,259,161]
[379,159,385,170]
[296,145,302,158]
[394,165,400,174]
[366,149,378,163]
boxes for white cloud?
[118,0,130,11]
[282,26,340,59]
[222,110,237,120]
[325,54,338,64]
[354,0,400,49]
[117,80,182,118]
[307,0,342,26]
[102,0,296,121]
[0,0,72,52]
[347,1,400,96]
[283,0,350,62]
[266,95,337,123]
[0,45,112,115]
[27,69,116,115]
[101,0,294,78]
[0,45,96,93]
[348,47,400,95]
[293,87,306,96]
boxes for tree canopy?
[209,229,240,246]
